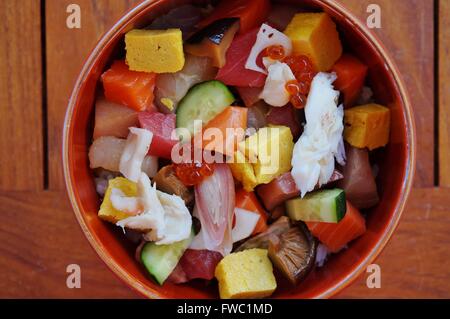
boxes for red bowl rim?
[62,0,416,299]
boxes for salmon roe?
[174,162,215,186]
[264,45,286,60]
[283,55,316,109]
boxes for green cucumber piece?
[176,80,235,140]
[140,230,194,285]
[286,189,346,223]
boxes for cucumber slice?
[140,230,194,285]
[286,189,346,223]
[176,80,235,140]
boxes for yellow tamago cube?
[98,177,137,223]
[284,13,342,71]
[238,126,294,185]
[229,151,258,192]
[215,249,277,299]
[125,29,185,73]
[344,104,390,150]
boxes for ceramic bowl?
[63,0,416,298]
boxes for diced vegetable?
[344,103,390,150]
[306,201,366,253]
[93,97,138,139]
[199,106,247,156]
[197,0,271,34]
[215,28,267,87]
[125,29,185,73]
[141,229,194,285]
[235,189,268,235]
[153,165,194,205]
[331,54,368,107]
[266,104,302,139]
[168,249,223,284]
[235,216,290,251]
[286,189,346,223]
[268,223,317,285]
[257,170,343,211]
[284,13,342,71]
[101,60,157,112]
[185,18,240,68]
[215,248,276,299]
[154,54,217,112]
[176,80,235,139]
[138,112,177,159]
[98,177,137,223]
[238,125,294,185]
[231,208,260,242]
[337,144,379,209]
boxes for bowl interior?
[64,0,413,298]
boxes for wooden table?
[0,0,448,298]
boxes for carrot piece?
[331,54,368,107]
[235,189,269,235]
[306,201,366,253]
[198,106,247,156]
[197,0,271,34]
[101,60,157,112]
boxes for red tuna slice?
[168,249,223,284]
[167,264,189,284]
[215,28,266,87]
[138,112,178,159]
[266,104,302,139]
[257,171,344,211]
[236,86,262,107]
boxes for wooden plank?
[439,0,450,186]
[45,0,142,191]
[0,190,136,298]
[340,0,435,187]
[338,187,450,298]
[0,1,43,191]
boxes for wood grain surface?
[0,0,448,298]
[439,0,450,186]
[0,1,44,191]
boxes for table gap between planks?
[0,0,448,298]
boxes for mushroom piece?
[235,216,290,251]
[153,165,194,205]
[268,222,317,285]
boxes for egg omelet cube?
[284,13,342,71]
[125,29,185,73]
[238,126,294,185]
[215,249,277,299]
[98,177,137,223]
[229,151,258,192]
[344,103,390,150]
